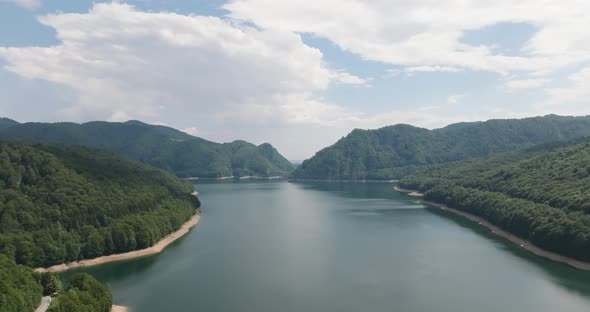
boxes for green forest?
[398,138,590,261]
[292,115,590,180]
[48,273,112,312]
[0,255,100,312]
[4,114,590,310]
[0,255,42,312]
[0,120,295,178]
[0,140,201,268]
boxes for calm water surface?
[63,181,590,311]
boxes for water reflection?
[61,181,590,312]
[426,205,590,297]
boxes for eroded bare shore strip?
[394,187,590,271]
[35,209,201,273]
[111,305,128,312]
[393,186,424,197]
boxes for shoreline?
[112,305,128,312]
[289,178,399,183]
[184,175,287,180]
[238,175,285,180]
[393,186,424,196]
[184,176,235,180]
[394,187,590,271]
[35,209,201,273]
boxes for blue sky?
[1,0,589,159]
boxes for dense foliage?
[292,115,590,180]
[36,272,62,296]
[399,139,590,261]
[0,255,42,312]
[0,119,295,178]
[48,273,112,312]
[0,141,201,268]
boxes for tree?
[40,272,62,296]
[0,141,200,267]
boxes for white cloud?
[332,71,368,85]
[385,65,462,78]
[506,78,550,89]
[0,3,362,124]
[213,93,359,127]
[2,2,589,159]
[447,94,465,104]
[405,66,462,74]
[536,67,590,116]
[419,105,440,111]
[0,3,373,159]
[225,0,590,76]
[1,0,41,9]
[182,127,200,136]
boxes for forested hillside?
[291,115,590,180]
[0,120,295,178]
[398,139,590,261]
[0,140,201,268]
[0,255,42,312]
[48,273,112,312]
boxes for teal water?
[63,181,590,311]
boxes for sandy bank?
[393,186,590,271]
[238,175,285,180]
[420,200,590,270]
[393,186,424,197]
[185,175,287,180]
[112,305,128,312]
[289,179,399,183]
[36,210,201,273]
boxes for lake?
[62,181,590,311]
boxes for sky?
[1,1,590,160]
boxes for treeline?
[0,255,64,312]
[0,119,295,178]
[0,255,42,312]
[0,141,201,268]
[292,115,590,180]
[48,273,112,312]
[399,139,590,261]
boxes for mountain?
[0,140,200,268]
[398,138,590,261]
[291,115,590,180]
[0,118,18,130]
[0,120,295,178]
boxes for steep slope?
[0,140,201,268]
[291,115,590,180]
[398,138,590,261]
[0,120,294,178]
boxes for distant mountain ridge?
[0,118,18,130]
[0,119,295,178]
[291,115,590,180]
